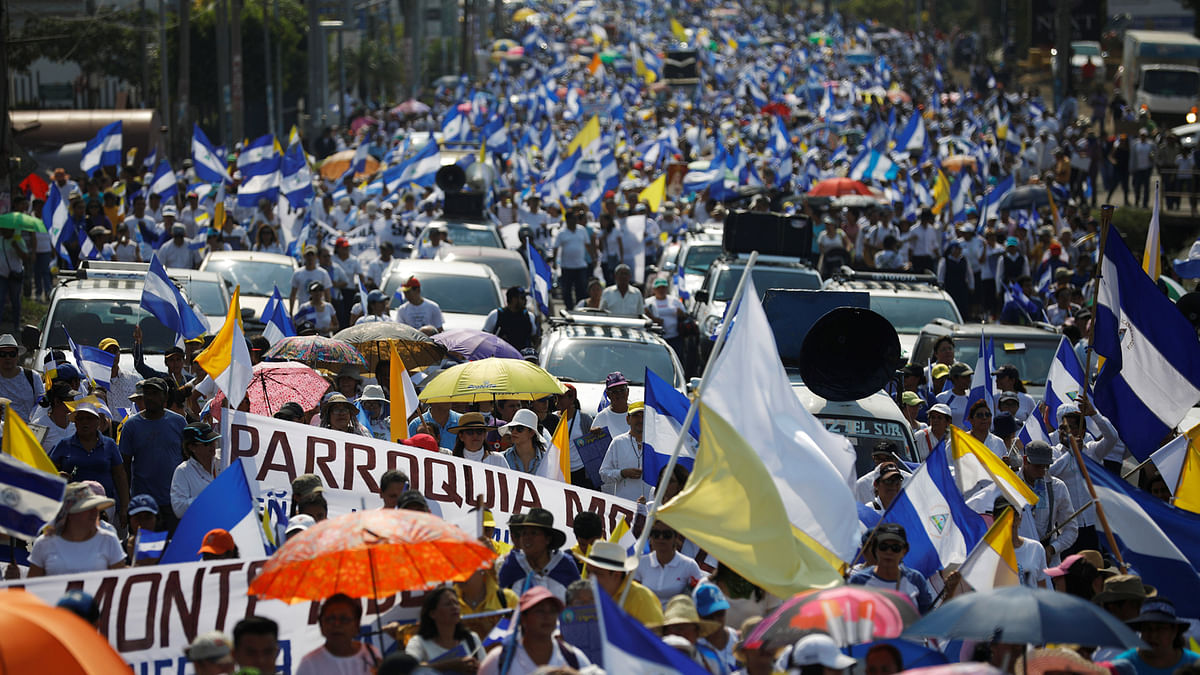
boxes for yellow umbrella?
[418,358,566,403]
[512,7,538,22]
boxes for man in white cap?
[0,334,42,421]
[780,633,857,675]
[914,403,953,459]
[577,540,663,626]
[185,630,236,675]
[157,222,200,269]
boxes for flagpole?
[617,251,758,606]
[1066,433,1127,572]
[1081,204,1114,398]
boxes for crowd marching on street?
[4,0,1200,674]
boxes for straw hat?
[577,540,638,573]
[652,595,722,636]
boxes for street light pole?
[319,20,345,130]
[337,0,346,127]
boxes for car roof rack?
[551,309,659,331]
[830,266,939,286]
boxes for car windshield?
[383,274,500,314]
[45,299,177,353]
[682,245,722,274]
[433,223,502,248]
[1142,69,1200,98]
[203,259,294,297]
[176,279,227,316]
[714,266,820,301]
[817,414,916,477]
[953,336,1060,386]
[544,339,677,386]
[871,296,961,333]
[1073,43,1100,56]
[465,256,528,288]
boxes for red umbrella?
[808,178,873,197]
[350,116,378,134]
[391,99,431,115]
[208,361,330,416]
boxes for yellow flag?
[1143,179,1162,281]
[565,115,601,157]
[389,342,418,442]
[670,18,688,42]
[551,413,571,484]
[1173,425,1200,513]
[931,169,951,215]
[959,507,1020,591]
[638,174,667,213]
[949,426,1039,510]
[3,405,58,475]
[195,287,253,407]
[659,403,843,597]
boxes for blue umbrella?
[903,586,1145,648]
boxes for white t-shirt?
[29,407,74,452]
[636,551,704,606]
[591,406,631,434]
[394,299,444,330]
[294,644,381,675]
[554,226,590,269]
[156,240,197,268]
[404,632,484,663]
[29,530,125,575]
[291,267,333,296]
[1014,537,1049,588]
[645,295,686,339]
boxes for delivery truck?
[1120,30,1200,128]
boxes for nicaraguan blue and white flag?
[140,255,209,340]
[1086,456,1200,617]
[43,183,72,264]
[1174,239,1200,279]
[962,334,994,427]
[80,121,123,177]
[880,441,988,576]
[525,240,552,315]
[398,138,442,188]
[1094,232,1200,459]
[1019,337,1086,446]
[159,458,268,564]
[642,368,698,490]
[149,159,178,200]
[280,141,314,208]
[0,452,67,541]
[192,124,232,184]
[351,141,369,175]
[594,577,710,674]
[848,149,898,182]
[66,329,115,389]
[895,113,927,152]
[236,135,282,207]
[261,285,296,345]
[134,528,168,562]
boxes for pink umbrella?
[208,361,330,416]
[391,99,431,115]
[350,116,378,134]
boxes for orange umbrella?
[319,149,381,181]
[808,177,873,197]
[249,509,496,603]
[0,590,130,674]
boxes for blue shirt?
[49,434,123,501]
[118,410,187,510]
[847,564,937,614]
[1115,649,1199,675]
[503,447,544,474]
[408,410,460,450]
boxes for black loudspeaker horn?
[799,307,901,402]
[435,164,466,193]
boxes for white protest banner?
[225,411,645,549]
[0,558,420,674]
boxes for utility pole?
[413,0,424,98]
[1054,0,1073,109]
[263,0,275,137]
[337,0,346,126]
[274,0,283,135]
[459,0,470,78]
[231,0,245,142]
[159,0,171,157]
[140,0,151,107]
[217,0,231,145]
[177,0,190,161]
[307,0,323,136]
[1,0,11,201]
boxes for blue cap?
[56,590,99,622]
[692,582,730,617]
[1005,236,1020,248]
[367,289,386,303]
[128,493,159,516]
[54,363,81,381]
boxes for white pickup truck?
[1120,30,1200,128]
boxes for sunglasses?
[649,529,675,540]
[459,428,486,436]
[875,542,904,553]
[973,411,993,419]
[0,350,17,358]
